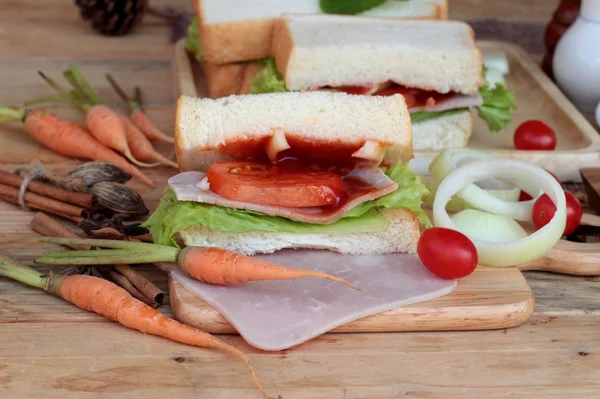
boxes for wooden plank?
[0,316,599,399]
[171,39,600,182]
[169,266,534,335]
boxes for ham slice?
[164,249,457,351]
[168,163,398,224]
[407,93,483,113]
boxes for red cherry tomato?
[532,191,583,236]
[417,227,478,279]
[519,169,561,201]
[514,120,557,151]
[206,161,347,208]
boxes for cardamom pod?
[37,162,132,193]
[91,182,148,217]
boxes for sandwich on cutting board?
[185,0,448,98]
[258,14,517,151]
[144,91,430,256]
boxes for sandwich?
[143,91,430,256]
[184,0,449,99]
[256,14,518,151]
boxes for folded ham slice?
[164,249,457,351]
[407,93,483,113]
[168,163,398,224]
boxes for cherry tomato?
[206,161,347,208]
[513,120,557,151]
[417,227,478,279]
[532,191,583,236]
[519,169,560,201]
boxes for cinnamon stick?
[30,212,90,250]
[0,170,93,210]
[0,193,82,223]
[0,183,86,219]
[115,264,164,306]
[108,269,157,307]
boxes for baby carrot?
[0,107,154,188]
[106,74,175,144]
[0,254,267,398]
[120,113,178,168]
[34,237,385,302]
[38,69,159,169]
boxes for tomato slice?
[334,86,373,95]
[206,161,347,208]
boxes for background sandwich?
[254,14,517,151]
[143,91,430,256]
[184,0,448,99]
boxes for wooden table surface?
[2,1,600,398]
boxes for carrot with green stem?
[106,73,175,144]
[37,70,159,169]
[33,237,386,302]
[62,67,177,168]
[0,254,268,397]
[0,106,155,188]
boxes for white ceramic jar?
[553,0,600,113]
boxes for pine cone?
[75,0,147,36]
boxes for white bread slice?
[272,14,483,95]
[196,0,448,64]
[179,208,419,255]
[412,110,472,150]
[174,91,413,172]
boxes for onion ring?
[432,159,566,267]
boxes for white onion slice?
[423,175,520,213]
[451,209,528,243]
[432,159,566,267]
[429,148,538,221]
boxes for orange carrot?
[106,74,175,144]
[1,107,155,188]
[129,109,175,144]
[120,114,178,168]
[0,254,267,398]
[34,238,385,302]
[37,69,160,169]
[83,104,160,168]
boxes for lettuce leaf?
[142,161,430,247]
[344,161,431,227]
[475,66,518,132]
[184,16,203,61]
[410,108,469,124]
[249,58,288,94]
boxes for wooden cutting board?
[169,265,534,335]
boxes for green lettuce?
[410,108,468,124]
[249,58,288,94]
[142,161,430,247]
[474,66,518,132]
[184,16,203,61]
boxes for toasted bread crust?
[199,18,274,64]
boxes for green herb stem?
[105,74,139,112]
[38,237,171,251]
[0,254,46,290]
[35,251,176,266]
[66,64,103,106]
[37,71,89,113]
[0,107,25,122]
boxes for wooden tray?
[171,39,600,183]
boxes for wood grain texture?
[169,266,534,335]
[1,1,600,398]
[172,39,600,182]
[1,315,599,399]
